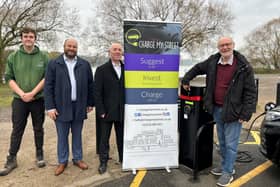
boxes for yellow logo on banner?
[125,71,178,88]
[125,29,142,47]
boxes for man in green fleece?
[0,27,49,176]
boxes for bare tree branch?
[82,0,233,57]
[0,0,81,78]
[244,18,280,69]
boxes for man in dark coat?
[182,37,257,187]
[44,38,94,176]
[94,42,125,174]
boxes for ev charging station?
[179,85,215,179]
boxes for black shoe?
[36,155,46,168]
[0,155,17,176]
[98,162,107,174]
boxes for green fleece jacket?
[5,45,49,99]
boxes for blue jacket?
[44,54,94,122]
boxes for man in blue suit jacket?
[44,38,94,176]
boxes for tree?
[82,0,233,56]
[243,18,280,69]
[0,0,80,79]
[48,51,60,60]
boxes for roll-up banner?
[123,20,182,171]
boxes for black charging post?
[179,85,214,180]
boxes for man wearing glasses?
[182,37,257,186]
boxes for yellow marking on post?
[229,160,273,187]
[130,170,147,187]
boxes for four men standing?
[0,27,257,187]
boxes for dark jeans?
[9,98,45,157]
[99,120,124,163]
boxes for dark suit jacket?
[94,60,124,122]
[44,54,94,122]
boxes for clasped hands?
[20,92,35,102]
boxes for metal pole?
[255,78,259,106]
[276,82,280,106]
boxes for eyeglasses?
[218,43,233,48]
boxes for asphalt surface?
[93,129,280,187]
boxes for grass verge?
[0,83,12,107]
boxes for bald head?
[64,38,78,47]
[109,42,123,63]
[64,38,78,59]
[217,37,234,47]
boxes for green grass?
[0,83,12,107]
[253,68,280,74]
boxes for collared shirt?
[64,54,77,101]
[112,61,121,79]
[217,54,234,65]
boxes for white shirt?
[112,61,121,79]
[64,55,77,101]
[217,54,234,65]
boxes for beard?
[64,50,77,59]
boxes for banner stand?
[131,166,171,175]
[165,166,171,173]
[123,20,182,172]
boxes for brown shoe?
[73,160,88,170]
[54,163,67,176]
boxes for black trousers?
[99,119,124,163]
[95,115,101,154]
[9,98,45,157]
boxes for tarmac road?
[94,129,280,187]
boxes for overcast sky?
[66,0,280,50]
[226,0,280,48]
